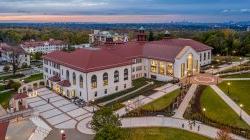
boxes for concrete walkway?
[173,84,198,119]
[115,84,180,116]
[121,117,246,140]
[222,78,250,81]
[205,60,249,74]
[210,85,250,125]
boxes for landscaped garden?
[200,86,249,129]
[122,127,211,140]
[219,80,250,115]
[0,74,25,81]
[23,73,43,83]
[141,89,181,111]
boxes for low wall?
[18,80,45,93]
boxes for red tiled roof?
[43,48,131,73]
[58,80,71,87]
[13,93,28,100]
[0,43,26,54]
[20,39,65,48]
[48,75,61,82]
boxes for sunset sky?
[0,0,250,23]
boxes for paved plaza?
[26,88,96,130]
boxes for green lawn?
[23,73,43,83]
[122,127,211,140]
[0,85,5,91]
[141,89,180,111]
[200,86,250,129]
[221,73,250,78]
[219,80,250,115]
[0,91,14,109]
[0,74,25,80]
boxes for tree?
[91,107,122,140]
[9,47,23,76]
[3,65,10,72]
[216,129,233,140]
[148,31,154,41]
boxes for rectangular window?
[167,63,173,76]
[94,92,97,97]
[124,84,127,89]
[150,60,158,73]
[204,53,206,61]
[159,62,165,75]
[104,89,107,94]
[181,63,185,77]
[136,66,142,71]
[200,54,202,62]
[208,52,210,59]
[115,86,118,91]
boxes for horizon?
[0,0,250,23]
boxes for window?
[159,62,165,75]
[200,54,202,62]
[66,70,70,80]
[103,73,108,86]
[114,71,119,83]
[91,75,97,89]
[79,75,83,88]
[94,91,97,97]
[136,66,142,71]
[61,69,63,75]
[104,89,107,94]
[167,63,173,76]
[80,92,82,96]
[124,69,128,80]
[150,60,157,73]
[73,72,76,85]
[124,84,127,89]
[204,53,206,61]
[115,86,118,91]
[208,52,210,59]
[181,63,185,77]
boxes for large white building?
[20,39,67,54]
[0,43,30,67]
[43,29,212,102]
[89,30,128,44]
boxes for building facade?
[20,39,67,54]
[89,30,128,44]
[0,43,30,67]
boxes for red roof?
[13,93,28,100]
[0,43,26,54]
[58,80,71,87]
[43,48,131,73]
[48,75,61,82]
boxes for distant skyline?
[0,0,250,23]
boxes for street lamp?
[202,108,206,112]
[60,130,66,140]
[239,57,242,72]
[239,104,243,119]
[211,65,214,75]
[227,82,231,94]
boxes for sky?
[0,0,250,23]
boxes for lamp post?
[227,82,231,94]
[239,104,243,119]
[60,130,66,140]
[239,57,242,73]
[211,65,214,75]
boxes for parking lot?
[27,88,96,129]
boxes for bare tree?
[8,47,23,76]
[216,128,233,140]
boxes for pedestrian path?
[210,85,250,125]
[173,84,198,119]
[121,117,246,140]
[222,78,250,81]
[115,84,180,116]
[205,60,249,74]
[29,116,52,140]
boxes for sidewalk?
[210,85,250,125]
[173,84,198,119]
[121,117,246,140]
[205,60,249,74]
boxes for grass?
[141,89,180,111]
[0,84,5,91]
[0,91,14,109]
[23,73,43,83]
[0,74,25,80]
[200,86,250,129]
[122,127,211,140]
[221,73,250,78]
[219,80,250,115]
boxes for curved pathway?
[121,117,246,140]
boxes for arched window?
[79,75,83,88]
[103,73,108,86]
[124,69,128,80]
[91,75,97,89]
[73,72,76,85]
[66,70,70,80]
[114,71,119,83]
